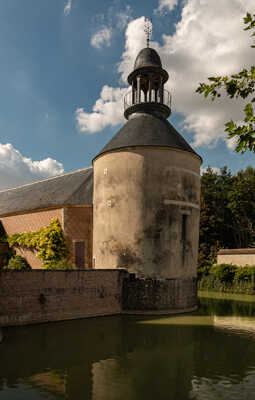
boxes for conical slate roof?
[134,47,162,70]
[95,114,201,159]
[0,167,93,216]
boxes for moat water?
[1,291,255,400]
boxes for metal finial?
[144,18,152,48]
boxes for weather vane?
[144,18,152,48]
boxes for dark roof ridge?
[0,166,92,194]
[94,113,202,161]
[66,168,93,204]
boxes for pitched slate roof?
[95,114,201,160]
[0,166,93,216]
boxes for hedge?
[198,263,255,294]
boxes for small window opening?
[182,214,187,242]
[74,241,85,269]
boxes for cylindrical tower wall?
[93,147,201,279]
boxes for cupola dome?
[134,47,162,70]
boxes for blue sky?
[0,0,254,189]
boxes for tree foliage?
[196,12,255,153]
[199,166,255,267]
[4,255,31,271]
[46,258,73,270]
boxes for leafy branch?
[196,12,255,153]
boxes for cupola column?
[148,74,152,102]
[159,76,164,104]
[137,75,141,103]
[144,89,147,102]
[132,80,135,105]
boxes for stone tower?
[93,46,202,287]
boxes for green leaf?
[208,77,221,82]
[225,121,235,131]
[244,13,252,24]
[244,103,254,121]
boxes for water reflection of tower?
[2,307,255,399]
[91,319,196,399]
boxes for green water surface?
[1,291,255,400]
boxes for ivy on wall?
[7,219,68,268]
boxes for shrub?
[44,258,73,270]
[4,255,31,270]
[36,220,68,266]
[197,265,211,281]
[210,264,238,284]
[0,254,9,269]
[234,266,255,283]
[198,263,255,294]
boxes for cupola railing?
[124,88,171,112]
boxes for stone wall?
[217,249,255,267]
[122,276,197,312]
[0,269,128,327]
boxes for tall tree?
[196,12,255,153]
[199,167,233,266]
[199,166,255,266]
[228,166,255,248]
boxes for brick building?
[0,167,93,268]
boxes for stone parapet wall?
[217,249,255,267]
[0,269,128,327]
[122,276,197,312]
[0,270,197,327]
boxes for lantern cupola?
[124,46,171,120]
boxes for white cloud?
[201,166,220,175]
[156,0,255,148]
[77,0,255,148]
[116,5,132,29]
[0,143,64,190]
[155,0,179,15]
[226,136,239,150]
[91,4,132,50]
[64,0,72,16]
[76,18,146,133]
[76,85,126,133]
[118,17,148,82]
[91,27,112,49]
